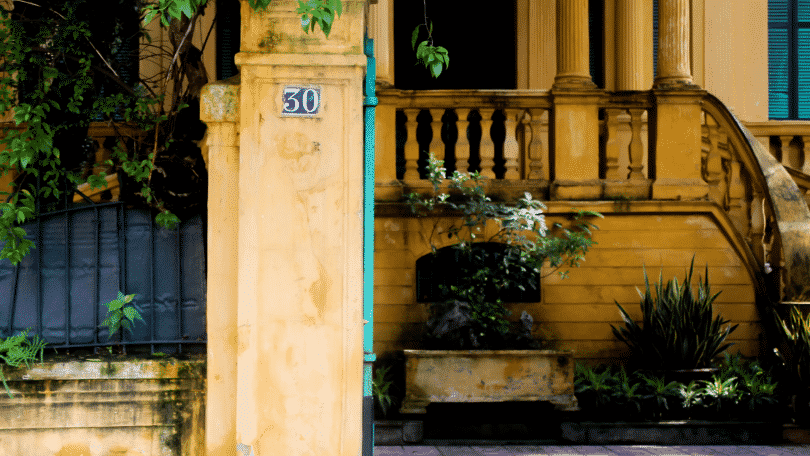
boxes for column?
[551,0,601,199]
[654,0,696,89]
[554,0,595,88]
[200,78,240,456]
[224,1,366,455]
[615,0,650,90]
[367,0,394,87]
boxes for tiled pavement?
[375,445,810,456]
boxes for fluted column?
[616,0,649,90]
[554,0,595,88]
[654,0,696,88]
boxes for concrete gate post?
[202,1,367,455]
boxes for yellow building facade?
[2,0,810,455]
[368,0,806,372]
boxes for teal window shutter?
[798,0,810,118]
[767,0,810,119]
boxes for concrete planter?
[374,420,424,445]
[561,421,783,445]
[400,349,577,414]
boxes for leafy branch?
[297,0,343,38]
[411,0,449,78]
[100,291,145,342]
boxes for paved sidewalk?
[375,445,810,456]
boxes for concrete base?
[560,421,783,445]
[374,420,424,445]
[0,358,205,456]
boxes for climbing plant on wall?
[0,0,347,266]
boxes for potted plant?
[372,363,423,445]
[611,257,738,382]
[399,153,602,414]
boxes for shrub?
[611,256,738,370]
[407,153,601,349]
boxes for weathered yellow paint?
[373,207,763,365]
[0,359,205,456]
[200,1,368,455]
[400,350,576,414]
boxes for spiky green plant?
[776,306,810,387]
[0,329,47,398]
[611,256,738,370]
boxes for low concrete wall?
[0,357,205,456]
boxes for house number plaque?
[281,85,320,116]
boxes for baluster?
[604,109,621,180]
[429,109,445,162]
[705,122,723,205]
[802,136,810,175]
[526,108,547,180]
[403,108,421,181]
[628,109,645,180]
[479,108,496,179]
[727,158,746,233]
[503,109,522,180]
[748,191,765,262]
[455,109,471,174]
[780,135,795,168]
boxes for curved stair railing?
[701,93,810,304]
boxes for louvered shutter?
[770,0,790,119]
[798,0,810,118]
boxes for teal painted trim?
[363,36,376,359]
[362,36,377,456]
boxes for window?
[769,0,810,119]
[415,243,541,304]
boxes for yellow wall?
[373,205,764,366]
[703,0,770,122]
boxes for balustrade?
[744,122,810,176]
[378,89,792,292]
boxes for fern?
[0,329,47,398]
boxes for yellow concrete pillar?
[368,0,394,88]
[201,77,240,456]
[229,1,366,455]
[651,89,709,200]
[650,0,707,200]
[550,0,601,199]
[654,0,697,89]
[615,0,651,90]
[554,0,595,89]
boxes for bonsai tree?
[406,153,602,349]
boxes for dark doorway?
[394,1,517,90]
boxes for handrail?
[702,93,810,302]
[377,89,553,109]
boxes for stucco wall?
[373,205,763,366]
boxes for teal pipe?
[362,35,377,456]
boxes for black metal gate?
[0,201,206,355]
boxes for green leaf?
[411,26,422,51]
[430,62,443,78]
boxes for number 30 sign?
[282,86,320,116]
